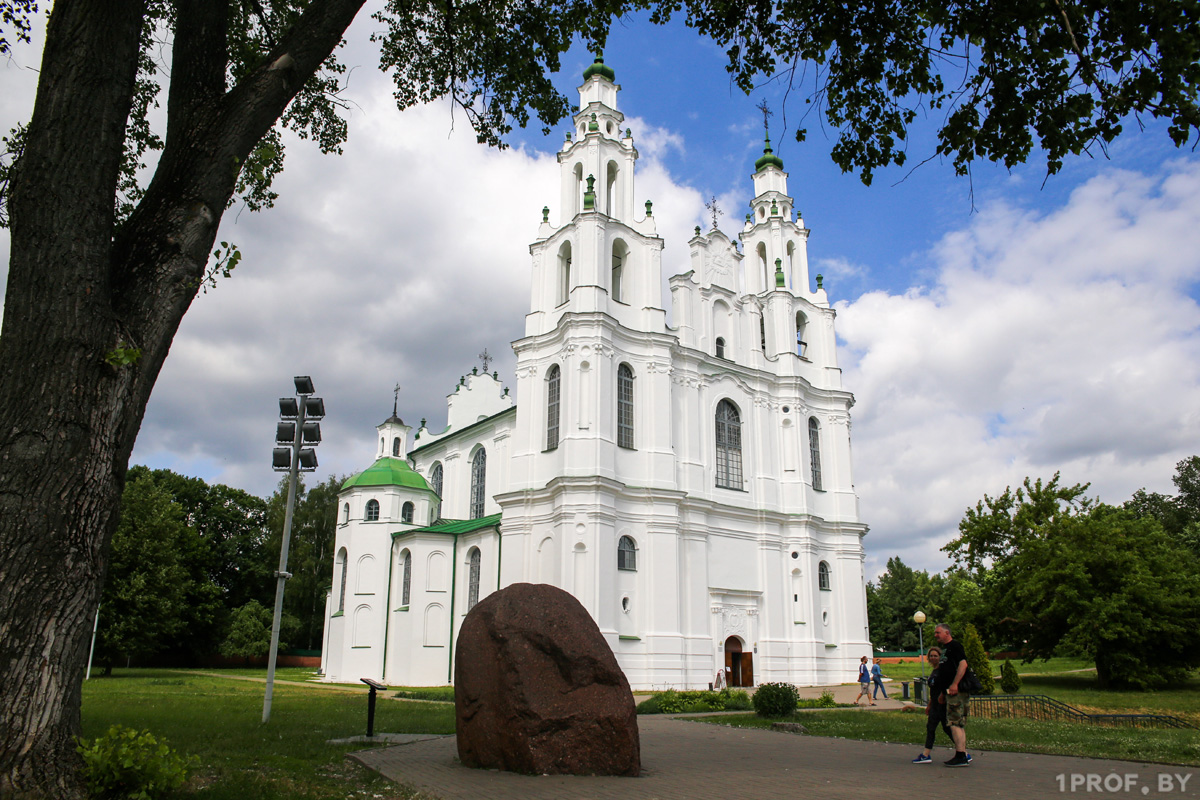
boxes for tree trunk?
[0,1,366,796]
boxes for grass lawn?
[1019,672,1200,725]
[82,669,455,799]
[880,656,1095,684]
[700,710,1200,766]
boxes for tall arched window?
[759,314,767,352]
[336,547,348,612]
[430,462,443,498]
[617,363,634,449]
[470,449,487,519]
[401,549,412,606]
[617,535,637,571]
[715,400,743,490]
[342,503,349,524]
[809,417,823,491]
[796,311,808,357]
[401,501,414,524]
[611,239,627,303]
[546,365,561,450]
[606,160,619,216]
[467,547,481,610]
[819,560,831,591]
[557,241,572,306]
[392,437,401,457]
[715,336,726,359]
[365,499,380,521]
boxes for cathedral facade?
[320,58,871,690]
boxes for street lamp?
[914,611,927,683]
[263,376,324,724]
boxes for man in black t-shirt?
[933,623,971,767]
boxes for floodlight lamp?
[298,448,318,470]
[272,448,292,470]
[276,422,297,444]
[303,396,325,420]
[294,376,315,395]
[913,611,926,624]
[302,422,321,444]
[278,397,299,418]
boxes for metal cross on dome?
[392,383,401,416]
[479,348,492,374]
[757,98,773,138]
[705,196,722,230]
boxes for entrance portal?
[723,636,754,687]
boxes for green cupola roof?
[583,55,615,82]
[755,135,784,172]
[342,456,432,492]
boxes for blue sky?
[3,8,1199,578]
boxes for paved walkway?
[352,698,1199,800]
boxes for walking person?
[853,655,875,705]
[934,623,972,766]
[871,658,889,700]
[911,646,956,763]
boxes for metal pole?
[918,625,925,682]
[86,604,100,680]
[263,396,306,723]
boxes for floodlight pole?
[263,391,307,724]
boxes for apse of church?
[321,56,871,690]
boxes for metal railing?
[969,694,1197,730]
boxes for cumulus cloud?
[839,162,1200,577]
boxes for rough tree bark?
[0,1,366,796]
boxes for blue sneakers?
[911,753,932,764]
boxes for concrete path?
[352,714,1198,800]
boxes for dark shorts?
[947,692,969,727]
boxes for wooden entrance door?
[724,636,753,687]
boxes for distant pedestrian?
[934,623,971,767]
[871,659,888,699]
[853,655,874,705]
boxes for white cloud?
[839,161,1200,578]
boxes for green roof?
[583,56,615,82]
[341,457,433,492]
[395,513,502,537]
[755,137,784,172]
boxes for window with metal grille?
[546,365,560,450]
[819,560,831,591]
[809,417,823,491]
[617,363,634,449]
[430,462,443,498]
[401,550,411,606]
[470,449,487,519]
[401,501,414,524]
[617,535,637,571]
[365,499,380,521]
[468,548,481,609]
[715,400,743,489]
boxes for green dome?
[583,56,615,82]
[755,137,784,172]
[342,457,432,492]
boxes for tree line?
[93,467,342,674]
[867,456,1200,690]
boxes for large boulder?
[454,582,640,776]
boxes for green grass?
[1019,672,1200,725]
[700,710,1200,765]
[879,656,1095,684]
[82,669,455,799]
[393,686,456,702]
[172,666,324,682]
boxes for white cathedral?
[320,58,871,690]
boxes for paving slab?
[352,715,1199,800]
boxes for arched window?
[430,462,443,498]
[336,547,348,612]
[715,336,726,359]
[401,501,414,524]
[470,449,487,519]
[546,365,561,450]
[617,535,637,571]
[617,363,634,449]
[796,311,808,357]
[757,242,769,290]
[467,547,481,610]
[611,239,627,303]
[715,400,743,489]
[365,499,380,521]
[557,241,572,306]
[606,160,619,216]
[809,417,823,491]
[392,437,401,457]
[819,560,831,591]
[401,549,412,606]
[342,503,349,524]
[759,314,767,352]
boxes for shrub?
[752,682,800,717]
[78,725,193,800]
[816,689,837,708]
[723,689,753,711]
[961,623,996,695]
[635,687,754,714]
[1000,659,1022,693]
